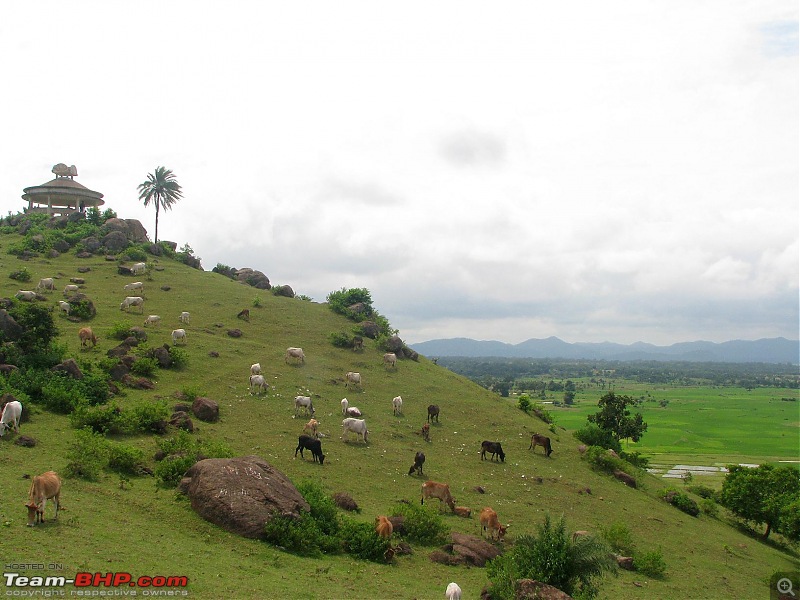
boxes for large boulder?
[430,533,502,567]
[515,580,573,600]
[180,456,309,539]
[102,230,130,253]
[0,310,24,341]
[100,218,149,243]
[359,321,380,339]
[52,358,83,380]
[235,268,270,290]
[192,397,219,422]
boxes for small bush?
[123,401,170,435]
[531,402,553,424]
[70,403,123,434]
[633,549,667,578]
[391,502,448,546]
[518,394,532,414]
[153,455,196,487]
[109,321,135,340]
[107,443,147,476]
[41,379,82,414]
[64,428,110,481]
[598,522,636,556]
[122,248,148,262]
[686,484,716,499]
[9,267,31,282]
[660,489,700,517]
[252,296,262,308]
[340,519,390,562]
[296,481,340,538]
[329,332,354,349]
[167,347,189,369]
[153,432,232,486]
[620,451,649,469]
[700,498,719,518]
[68,300,94,320]
[574,423,621,453]
[130,356,158,377]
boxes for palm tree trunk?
[154,203,160,243]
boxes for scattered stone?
[333,492,360,512]
[14,435,37,448]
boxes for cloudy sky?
[2,1,797,346]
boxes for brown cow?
[529,434,553,457]
[421,480,455,512]
[375,515,393,539]
[421,423,430,442]
[78,327,97,348]
[427,405,439,424]
[454,506,472,518]
[237,308,250,321]
[479,507,507,541]
[26,471,61,526]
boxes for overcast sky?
[2,1,797,346]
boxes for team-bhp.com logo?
[4,572,189,596]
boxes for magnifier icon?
[778,578,796,597]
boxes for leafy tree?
[587,392,647,443]
[720,464,800,540]
[137,166,183,243]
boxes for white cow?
[445,582,462,600]
[36,278,55,293]
[120,296,144,313]
[179,311,190,324]
[342,417,368,443]
[392,395,403,416]
[383,352,397,369]
[57,300,70,316]
[345,371,362,389]
[250,363,261,375]
[143,315,161,327]
[294,396,315,417]
[124,281,144,293]
[341,398,362,417]
[15,291,37,301]
[249,374,267,394]
[63,284,79,295]
[0,400,22,437]
[285,347,305,364]
[131,262,147,275]
[171,329,187,344]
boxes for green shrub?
[153,454,196,486]
[153,432,232,486]
[296,481,340,538]
[486,514,616,600]
[123,401,170,435]
[122,248,148,262]
[107,443,147,476]
[340,519,390,562]
[41,379,82,414]
[329,332,354,349]
[70,403,123,434]
[700,498,720,518]
[686,484,716,499]
[64,428,110,481]
[518,394,532,414]
[167,347,189,369]
[633,549,667,578]
[660,488,700,517]
[68,299,95,320]
[620,451,649,469]
[263,512,331,557]
[598,522,636,556]
[531,401,553,424]
[391,502,448,545]
[574,423,622,453]
[109,321,135,340]
[130,356,158,377]
[9,267,31,282]
[252,296,262,308]
[212,264,237,279]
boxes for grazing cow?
[250,362,261,375]
[383,352,397,369]
[26,471,61,526]
[294,396,315,417]
[295,434,325,464]
[143,315,161,328]
[237,308,250,321]
[352,336,364,351]
[427,404,440,423]
[63,284,79,295]
[179,311,190,324]
[15,290,37,301]
[572,530,589,542]
[529,434,553,457]
[344,371,362,389]
[57,300,71,316]
[392,396,403,416]
[445,582,462,600]
[341,417,368,443]
[36,277,55,293]
[131,262,147,275]
[124,281,144,293]
[340,398,362,417]
[375,515,393,539]
[408,451,425,476]
[120,296,144,313]
[249,374,267,394]
[78,327,97,347]
[0,400,22,436]
[171,329,187,345]
[285,347,305,364]
[421,422,430,442]
[480,507,508,541]
[421,480,455,512]
[481,441,506,462]
[303,418,319,437]
[454,506,472,518]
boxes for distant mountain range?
[409,336,800,364]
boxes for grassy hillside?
[0,230,797,599]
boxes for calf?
[421,480,455,512]
[295,434,325,464]
[143,315,161,327]
[237,308,250,321]
[427,404,440,423]
[63,284,79,295]
[408,451,425,476]
[249,374,267,394]
[421,422,430,442]
[375,515,393,539]
[179,311,190,324]
[479,507,508,541]
[481,441,506,462]
[529,434,553,457]
[78,327,97,347]
[26,471,61,526]
[454,506,471,518]
[303,418,319,437]
[383,352,397,369]
[285,347,305,364]
[250,362,261,375]
[392,395,403,416]
[57,300,71,316]
[0,400,22,436]
[340,398,362,417]
[445,582,462,600]
[131,262,147,275]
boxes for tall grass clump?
[64,428,110,481]
[391,502,449,545]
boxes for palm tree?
[137,167,183,243]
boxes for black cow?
[295,434,325,464]
[408,451,425,476]
[427,404,440,424]
[480,440,505,462]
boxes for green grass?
[0,231,798,599]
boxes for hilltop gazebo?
[22,163,105,216]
